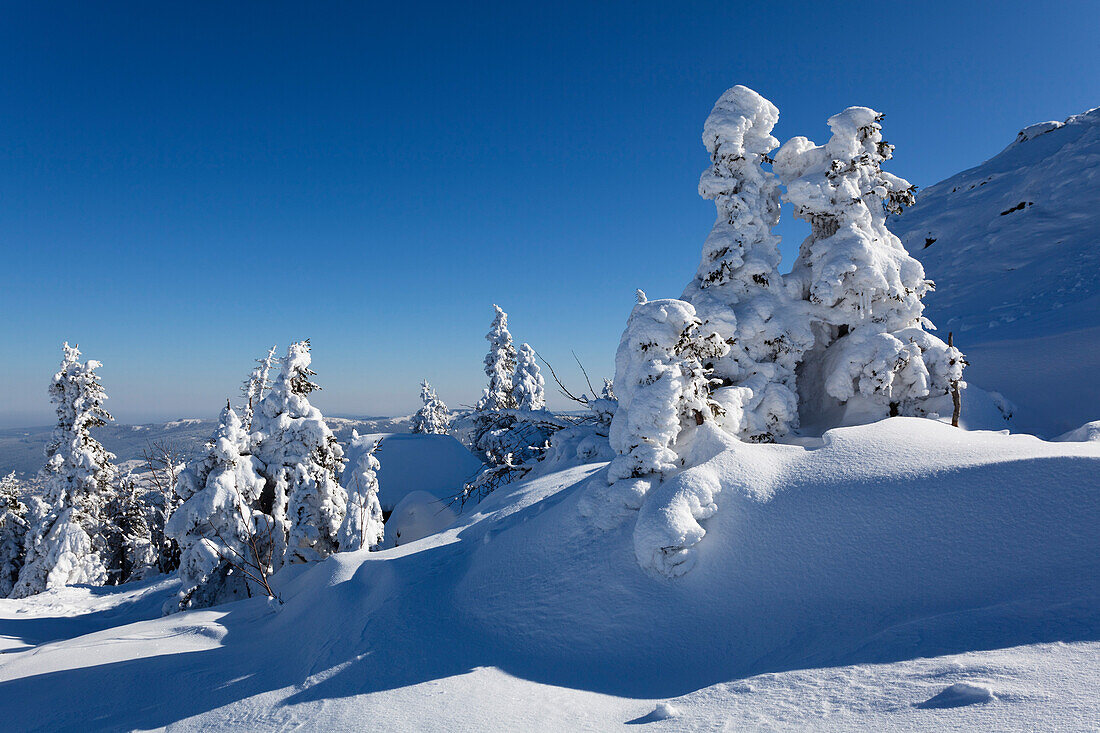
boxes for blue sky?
[2,1,1098,426]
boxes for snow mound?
[342,433,483,511]
[1056,420,1100,443]
[892,106,1100,435]
[914,681,995,709]
[382,490,458,548]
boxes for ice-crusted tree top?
[255,340,327,429]
[42,343,117,512]
[412,380,451,435]
[685,85,784,303]
[173,402,259,505]
[477,305,517,411]
[512,343,546,412]
[241,345,278,430]
[775,106,927,332]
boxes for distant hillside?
[893,107,1100,435]
[0,415,413,478]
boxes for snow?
[892,106,1100,436]
[382,490,458,548]
[0,417,1096,729]
[341,432,484,512]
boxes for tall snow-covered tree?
[775,107,923,332]
[165,403,270,611]
[682,85,814,442]
[475,305,517,411]
[512,343,546,412]
[606,292,728,491]
[338,432,385,551]
[253,341,347,566]
[0,473,29,597]
[13,344,117,598]
[411,381,451,435]
[774,107,964,419]
[241,345,278,431]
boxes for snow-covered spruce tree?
[475,305,517,411]
[773,107,964,420]
[165,404,271,611]
[253,341,347,566]
[102,474,157,585]
[0,473,29,597]
[338,432,385,551]
[241,345,278,431]
[602,292,728,510]
[512,343,546,412]
[411,380,451,435]
[682,85,814,442]
[13,344,117,597]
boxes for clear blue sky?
[3,1,1098,427]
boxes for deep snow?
[1,417,1097,730]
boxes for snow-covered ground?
[894,107,1100,436]
[1,418,1097,730]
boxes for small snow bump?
[915,682,995,709]
[627,702,681,725]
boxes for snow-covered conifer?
[607,292,728,488]
[0,473,29,597]
[253,341,347,566]
[475,305,517,411]
[165,403,270,611]
[13,344,116,597]
[774,107,964,419]
[241,345,278,431]
[102,474,157,584]
[682,85,813,442]
[774,107,924,332]
[411,381,451,435]
[338,432,385,551]
[512,344,546,412]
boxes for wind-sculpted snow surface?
[0,419,1098,729]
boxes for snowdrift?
[893,107,1100,435]
[342,432,483,512]
[1,418,1098,729]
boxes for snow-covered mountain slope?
[892,107,1100,436]
[1,418,1097,730]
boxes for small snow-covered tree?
[13,344,117,597]
[165,403,271,611]
[682,85,814,442]
[253,341,347,566]
[475,305,517,411]
[338,432,385,551]
[102,474,157,585]
[241,345,278,431]
[0,473,29,597]
[411,381,451,435]
[607,292,728,489]
[512,343,546,412]
[774,107,964,419]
